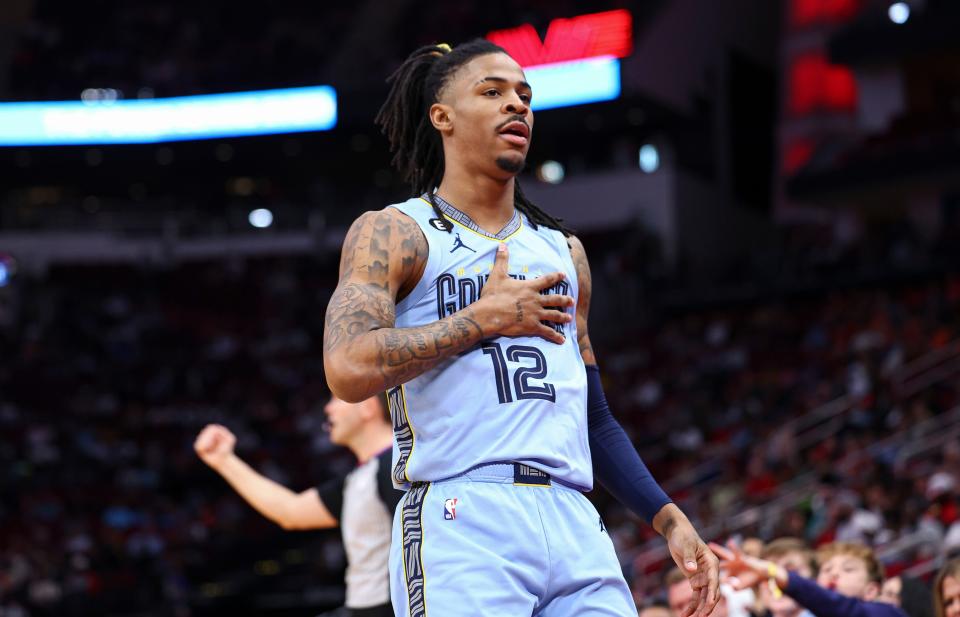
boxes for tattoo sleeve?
[569,236,596,365]
[323,209,487,400]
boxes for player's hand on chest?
[476,244,574,345]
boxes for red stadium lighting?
[788,53,858,115]
[784,138,816,174]
[487,9,633,68]
[790,0,861,28]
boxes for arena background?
[2,0,960,615]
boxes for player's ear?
[430,103,453,134]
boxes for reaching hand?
[665,522,721,617]
[194,424,237,470]
[478,243,574,344]
[709,540,786,592]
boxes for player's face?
[943,576,960,617]
[816,555,875,600]
[324,396,362,445]
[439,52,533,178]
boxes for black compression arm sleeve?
[586,364,672,523]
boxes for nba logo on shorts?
[443,498,458,520]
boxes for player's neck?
[349,424,394,464]
[435,167,515,235]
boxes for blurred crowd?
[1,234,959,615]
[0,258,351,616]
[601,269,960,598]
[8,0,359,100]
[5,0,585,101]
[4,0,960,616]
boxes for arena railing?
[628,404,960,591]
[626,340,960,590]
[660,336,960,496]
[892,339,960,399]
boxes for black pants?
[350,603,394,617]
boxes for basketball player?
[194,395,399,617]
[322,40,719,617]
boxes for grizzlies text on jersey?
[387,195,592,490]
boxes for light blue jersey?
[387,194,592,491]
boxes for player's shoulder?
[345,199,425,236]
[565,234,591,288]
[566,233,587,260]
[341,204,430,280]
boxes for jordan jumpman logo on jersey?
[450,233,476,254]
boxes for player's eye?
[483,89,500,97]
[519,93,531,103]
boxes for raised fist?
[194,424,237,470]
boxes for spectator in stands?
[666,567,735,617]
[712,540,908,617]
[741,538,765,558]
[639,602,673,617]
[879,575,934,617]
[933,558,960,617]
[194,394,398,617]
[758,538,817,617]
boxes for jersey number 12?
[481,342,556,404]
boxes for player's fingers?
[689,584,704,617]
[536,323,566,345]
[531,270,565,290]
[540,309,573,324]
[538,294,575,308]
[705,552,721,613]
[491,243,510,278]
[687,571,709,589]
[696,584,710,617]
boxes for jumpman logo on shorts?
[450,233,476,254]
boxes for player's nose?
[502,95,528,117]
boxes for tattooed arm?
[323,208,574,403]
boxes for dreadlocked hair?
[375,39,573,237]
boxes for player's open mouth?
[498,121,529,146]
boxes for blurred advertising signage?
[789,53,857,115]
[487,9,631,110]
[0,85,337,146]
[790,0,860,28]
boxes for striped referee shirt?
[317,448,402,610]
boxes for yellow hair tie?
[436,43,452,53]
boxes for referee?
[194,394,399,617]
